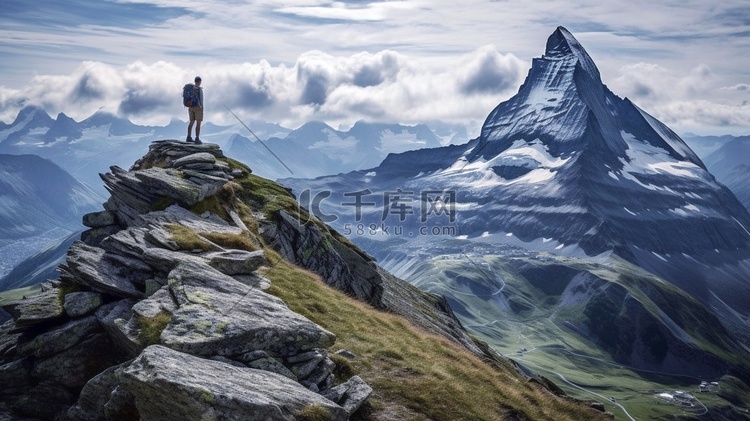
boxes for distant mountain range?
[0,106,469,195]
[226,120,448,179]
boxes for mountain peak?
[544,26,601,82]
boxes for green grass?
[0,284,42,302]
[259,249,606,421]
[136,311,173,346]
[297,404,339,421]
[165,224,213,251]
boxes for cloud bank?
[0,46,525,133]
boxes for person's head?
[194,76,202,86]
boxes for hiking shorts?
[189,106,203,122]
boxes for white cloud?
[611,61,750,134]
[0,46,523,131]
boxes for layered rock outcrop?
[0,140,478,420]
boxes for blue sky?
[1,0,749,136]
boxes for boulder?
[97,299,141,358]
[0,284,65,327]
[31,333,121,388]
[63,291,103,318]
[83,210,119,228]
[61,362,134,421]
[0,358,32,395]
[322,375,372,415]
[160,262,336,358]
[17,315,100,358]
[65,241,144,299]
[172,152,216,168]
[10,379,74,420]
[121,345,348,421]
[207,249,266,275]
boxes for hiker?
[185,76,204,144]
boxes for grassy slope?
[260,251,605,420]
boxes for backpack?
[182,83,200,107]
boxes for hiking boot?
[186,136,194,143]
[194,137,202,144]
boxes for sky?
[1,0,749,137]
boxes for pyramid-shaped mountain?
[282,27,750,316]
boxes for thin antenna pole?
[223,104,294,175]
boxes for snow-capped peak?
[544,26,601,83]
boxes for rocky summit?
[0,140,603,421]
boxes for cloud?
[722,83,750,92]
[0,46,524,133]
[457,45,523,95]
[611,61,750,133]
[275,1,425,22]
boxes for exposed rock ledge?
[1,141,383,420]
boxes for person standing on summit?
[185,76,204,144]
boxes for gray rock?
[63,291,103,317]
[247,357,297,380]
[208,355,247,368]
[143,226,180,251]
[161,261,336,358]
[237,350,269,363]
[172,152,216,168]
[180,162,218,171]
[0,358,32,395]
[0,320,20,357]
[65,241,144,299]
[232,273,272,291]
[100,227,151,260]
[323,375,372,415]
[207,249,266,275]
[17,315,100,358]
[31,333,120,388]
[133,167,217,207]
[288,351,325,379]
[96,299,141,358]
[263,211,384,305]
[62,362,130,421]
[81,225,122,247]
[0,284,65,327]
[131,287,177,319]
[334,349,357,360]
[182,169,231,184]
[121,345,348,421]
[104,385,139,420]
[11,379,74,420]
[83,210,119,228]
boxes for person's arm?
[200,88,204,108]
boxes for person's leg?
[187,107,196,142]
[194,107,203,143]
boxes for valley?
[396,250,750,419]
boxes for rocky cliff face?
[0,141,491,421]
